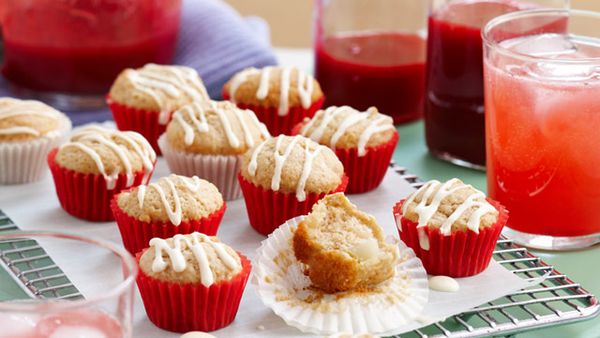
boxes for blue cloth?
[0,0,277,125]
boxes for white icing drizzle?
[296,141,322,202]
[136,175,204,226]
[227,67,315,116]
[172,101,269,148]
[401,179,497,250]
[149,232,241,287]
[59,126,156,190]
[126,64,208,125]
[0,99,64,137]
[301,106,395,157]
[247,136,329,202]
[428,275,460,293]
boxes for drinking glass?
[314,0,428,124]
[483,9,600,250]
[0,231,137,337]
[0,0,182,110]
[425,0,567,169]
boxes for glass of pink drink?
[0,232,137,337]
[483,9,600,250]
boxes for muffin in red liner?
[107,64,210,154]
[223,95,324,136]
[136,233,251,332]
[238,172,348,235]
[291,106,399,193]
[238,135,347,235]
[222,66,325,136]
[111,174,226,254]
[47,127,156,222]
[107,98,167,155]
[392,179,509,277]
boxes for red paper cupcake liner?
[136,252,252,333]
[47,149,154,222]
[223,90,324,136]
[238,173,348,235]
[111,198,227,254]
[291,122,399,194]
[393,199,509,277]
[107,95,169,155]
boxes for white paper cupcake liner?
[158,134,243,201]
[0,116,71,185]
[254,216,429,335]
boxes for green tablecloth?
[396,120,600,338]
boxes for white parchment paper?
[0,151,541,337]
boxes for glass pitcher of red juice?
[424,0,567,169]
[314,0,427,124]
[1,0,181,110]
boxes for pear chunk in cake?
[293,193,399,293]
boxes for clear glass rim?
[0,231,138,312]
[482,8,600,65]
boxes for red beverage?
[1,0,181,95]
[485,33,600,238]
[425,0,530,167]
[315,32,426,124]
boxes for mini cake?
[107,64,209,154]
[0,98,71,184]
[136,232,251,332]
[158,100,270,200]
[111,174,226,254]
[222,66,324,135]
[294,106,398,193]
[393,178,508,277]
[238,135,347,235]
[294,193,399,293]
[48,126,156,221]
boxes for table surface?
[0,48,599,338]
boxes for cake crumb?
[257,325,265,331]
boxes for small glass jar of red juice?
[424,0,566,169]
[1,0,182,110]
[314,0,427,124]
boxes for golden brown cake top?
[55,126,155,188]
[0,98,71,142]
[293,193,399,293]
[223,66,323,114]
[240,135,344,201]
[401,178,499,235]
[139,232,242,285]
[108,64,209,123]
[165,100,270,155]
[117,174,224,224]
[299,106,396,155]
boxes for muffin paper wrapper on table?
[238,173,348,236]
[107,96,169,155]
[254,216,429,335]
[47,149,154,222]
[291,123,399,194]
[0,118,71,185]
[111,198,226,254]
[158,134,243,201]
[393,199,509,277]
[223,90,324,136]
[136,252,252,333]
